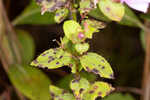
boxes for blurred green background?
[0,0,147,100]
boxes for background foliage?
[0,0,150,100]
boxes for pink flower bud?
[78,32,85,39]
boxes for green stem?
[69,0,77,21]
[124,15,148,31]
[72,10,77,21]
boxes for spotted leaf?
[36,0,67,15]
[31,48,72,69]
[82,19,106,39]
[80,0,94,15]
[80,52,114,79]
[82,82,114,100]
[98,0,125,21]
[49,85,75,100]
[70,77,90,100]
[54,8,69,23]
[63,20,85,43]
[49,85,66,97]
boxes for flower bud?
[78,32,85,39]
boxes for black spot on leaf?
[56,62,60,65]
[86,66,91,72]
[48,56,53,59]
[98,92,102,96]
[101,66,105,69]
[92,68,99,74]
[101,59,105,62]
[79,88,84,94]
[110,74,114,79]
[48,60,52,63]
[59,56,63,59]
[51,58,55,61]
[72,79,80,83]
[50,92,55,97]
[89,90,94,94]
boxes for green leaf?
[98,0,124,22]
[82,82,114,100]
[16,29,35,64]
[12,0,55,25]
[102,93,135,100]
[140,14,150,22]
[82,19,106,30]
[75,43,89,54]
[56,72,96,90]
[54,8,69,23]
[79,0,94,14]
[82,19,106,39]
[63,20,84,43]
[31,48,73,69]
[70,77,90,99]
[80,52,114,79]
[54,93,75,100]
[80,72,97,82]
[88,8,111,22]
[50,85,67,97]
[61,36,70,47]
[119,6,140,27]
[8,64,51,100]
[140,30,146,50]
[49,85,75,100]
[89,6,140,27]
[56,75,74,90]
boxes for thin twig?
[0,0,24,100]
[116,86,142,95]
[1,2,22,64]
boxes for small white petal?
[93,0,99,7]
[123,0,150,13]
